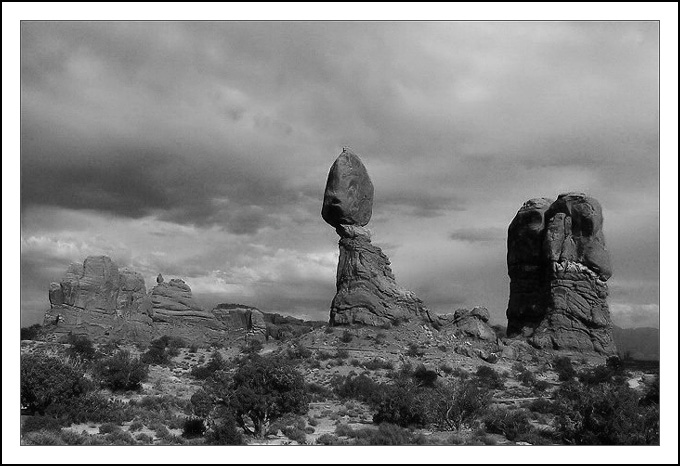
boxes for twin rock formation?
[46,256,268,345]
[507,193,615,354]
[323,150,616,355]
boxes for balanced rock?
[322,149,432,327]
[322,148,374,228]
[506,193,616,355]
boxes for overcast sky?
[19,21,660,328]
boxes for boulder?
[322,148,374,228]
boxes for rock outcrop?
[506,193,616,355]
[45,256,154,342]
[323,149,433,327]
[212,303,268,342]
[438,307,497,341]
[43,256,311,345]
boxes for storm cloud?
[19,21,660,328]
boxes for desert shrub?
[372,380,435,427]
[204,414,244,445]
[316,350,334,361]
[553,356,576,381]
[517,369,537,386]
[99,422,122,434]
[135,432,154,444]
[45,392,131,424]
[639,376,659,407]
[21,353,90,415]
[128,420,144,432]
[483,409,533,441]
[333,349,349,360]
[332,373,384,405]
[141,335,184,365]
[353,423,418,445]
[242,339,263,355]
[364,358,394,371]
[21,324,43,341]
[451,367,469,380]
[196,355,308,438]
[95,350,148,391]
[151,423,170,438]
[191,351,228,380]
[188,343,199,353]
[286,343,312,360]
[412,364,438,387]
[282,426,307,444]
[106,429,137,445]
[59,430,88,445]
[307,417,319,427]
[511,362,526,373]
[405,342,425,357]
[182,417,206,438]
[21,431,64,445]
[474,365,505,390]
[439,364,454,375]
[553,380,659,445]
[306,382,332,401]
[527,398,557,415]
[437,344,448,352]
[22,415,64,433]
[533,380,551,392]
[577,359,625,386]
[317,433,345,445]
[340,329,353,343]
[435,379,492,431]
[324,326,335,334]
[335,423,355,437]
[66,333,97,361]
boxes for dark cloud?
[19,21,660,328]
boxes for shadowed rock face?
[322,148,374,228]
[506,193,616,355]
[323,150,432,326]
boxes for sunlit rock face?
[506,193,616,355]
[323,149,433,327]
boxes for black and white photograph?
[3,3,677,464]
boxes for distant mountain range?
[613,326,660,361]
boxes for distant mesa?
[322,149,434,327]
[506,192,616,355]
[43,255,315,345]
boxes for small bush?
[191,351,228,380]
[135,432,154,444]
[364,358,394,371]
[306,382,333,401]
[188,343,199,353]
[317,433,344,445]
[307,417,319,427]
[412,364,438,388]
[59,430,87,445]
[182,417,206,438]
[340,330,353,344]
[517,370,537,386]
[533,380,551,392]
[335,423,355,437]
[20,324,43,341]
[205,416,244,445]
[437,344,448,352]
[22,431,63,445]
[405,342,425,358]
[128,421,144,432]
[553,357,576,381]
[66,333,97,361]
[242,339,263,354]
[324,326,335,334]
[96,350,148,391]
[440,364,454,375]
[99,422,122,434]
[483,409,533,441]
[334,349,350,360]
[22,416,64,433]
[282,426,307,444]
[105,429,137,445]
[474,366,505,390]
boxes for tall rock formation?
[323,149,432,327]
[45,256,154,342]
[506,193,616,355]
